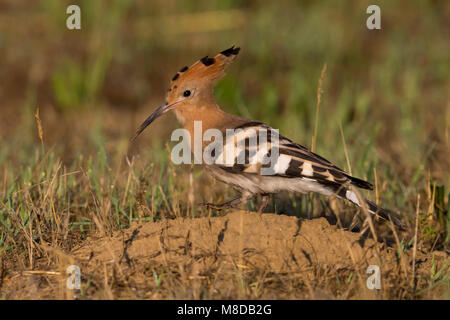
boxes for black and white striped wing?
[214,121,373,191]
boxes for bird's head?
[132,46,240,141]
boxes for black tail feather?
[332,185,406,230]
[347,175,373,190]
[365,199,407,230]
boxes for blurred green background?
[0,0,448,241]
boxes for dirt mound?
[67,211,414,299]
[3,211,445,299]
[75,211,384,272]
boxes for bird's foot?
[198,197,242,210]
[198,202,234,210]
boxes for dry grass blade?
[339,121,352,176]
[388,214,408,278]
[22,270,61,276]
[311,63,327,153]
[34,106,44,152]
[412,195,420,291]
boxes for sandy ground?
[76,211,383,271]
[2,211,447,299]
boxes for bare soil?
[1,211,447,299]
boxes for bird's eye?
[183,90,191,97]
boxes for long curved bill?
[131,101,180,141]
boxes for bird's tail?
[339,188,406,230]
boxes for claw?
[198,202,233,210]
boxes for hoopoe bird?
[132,46,405,229]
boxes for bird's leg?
[257,194,270,213]
[348,212,362,231]
[199,192,255,210]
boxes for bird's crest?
[169,46,240,87]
